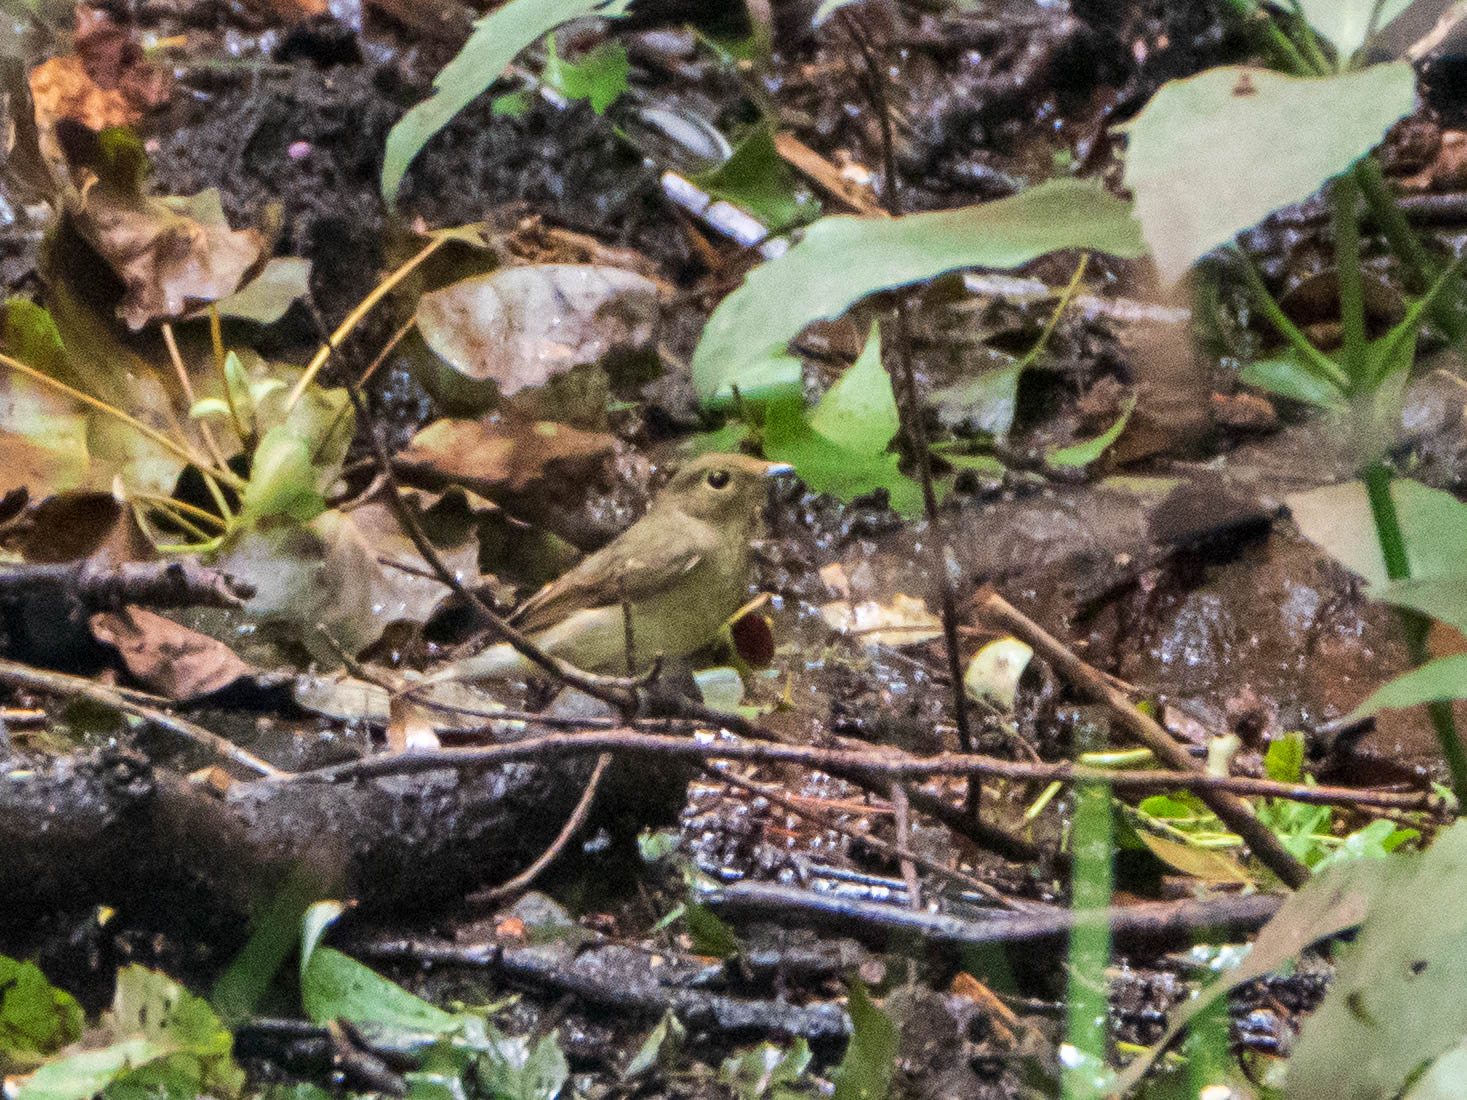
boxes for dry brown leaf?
[90,605,254,700]
[396,417,616,495]
[71,188,264,329]
[819,593,943,647]
[28,6,171,167]
[416,265,660,396]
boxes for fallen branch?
[267,727,1434,811]
[975,589,1314,889]
[707,880,1285,951]
[0,657,283,778]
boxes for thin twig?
[703,762,1025,909]
[160,321,232,473]
[839,9,975,773]
[0,657,284,778]
[284,233,450,413]
[465,752,612,910]
[264,726,1434,812]
[975,590,1313,888]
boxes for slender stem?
[159,322,236,522]
[1331,173,1367,390]
[1234,251,1350,390]
[283,234,448,413]
[160,321,230,471]
[1219,0,1318,74]
[840,10,974,765]
[1363,461,1467,799]
[1291,12,1334,74]
[1354,156,1467,342]
[0,351,246,490]
[209,305,253,450]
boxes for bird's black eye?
[706,469,732,489]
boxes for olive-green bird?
[425,452,791,684]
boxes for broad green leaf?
[931,356,1023,436]
[0,957,82,1070]
[1121,63,1415,283]
[1044,394,1136,468]
[693,123,815,231]
[1296,0,1415,57]
[476,1031,568,1100]
[623,1012,686,1081]
[1370,575,1467,632]
[1240,353,1347,410]
[765,393,924,517]
[542,37,628,115]
[239,427,323,524]
[1287,477,1467,588]
[381,0,632,203]
[17,967,241,1100]
[807,323,899,450]
[692,178,1145,402]
[831,980,898,1100]
[302,947,461,1033]
[1264,731,1306,783]
[684,902,742,960]
[1288,821,1467,1100]
[1350,654,1467,717]
[718,1039,812,1099]
[1406,1041,1467,1100]
[209,257,312,325]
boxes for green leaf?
[931,357,1023,436]
[18,967,241,1100]
[718,1039,812,1100]
[1350,654,1467,718]
[692,178,1145,402]
[381,0,633,203]
[1295,0,1415,58]
[1370,576,1467,633]
[1287,477,1467,589]
[693,122,815,231]
[765,392,924,517]
[475,1030,568,1100]
[302,948,462,1033]
[1264,732,1306,784]
[831,980,898,1100]
[238,427,323,524]
[0,957,83,1070]
[209,257,312,325]
[623,1012,686,1081]
[542,37,628,115]
[684,902,743,961]
[1044,394,1136,468]
[1240,353,1347,410]
[1287,820,1467,1100]
[188,397,231,419]
[1121,63,1415,283]
[808,323,900,449]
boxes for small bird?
[425,452,792,684]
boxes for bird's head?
[659,452,793,525]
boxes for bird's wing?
[511,510,719,635]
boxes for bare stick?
[267,727,1434,813]
[839,11,975,775]
[465,752,612,910]
[0,657,284,778]
[975,589,1312,888]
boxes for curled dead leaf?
[90,606,255,700]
